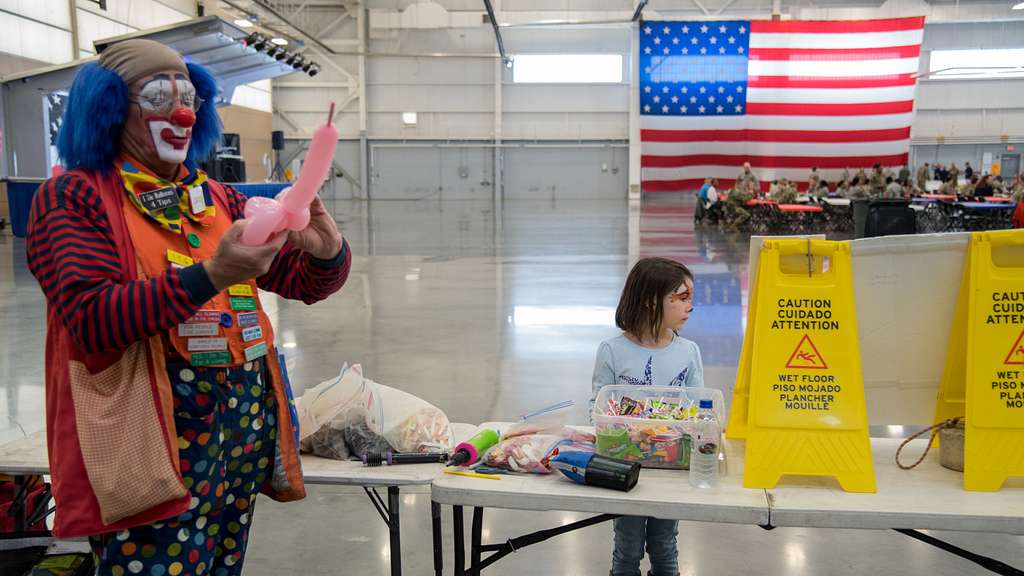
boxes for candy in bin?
[618,396,640,417]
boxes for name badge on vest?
[188,337,228,352]
[178,323,220,337]
[189,186,207,215]
[237,312,259,327]
[241,325,263,342]
[138,186,178,212]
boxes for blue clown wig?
[57,61,222,173]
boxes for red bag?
[0,475,50,532]
[1013,201,1024,229]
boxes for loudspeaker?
[220,133,241,155]
[272,130,285,151]
[212,157,246,183]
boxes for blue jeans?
[611,516,679,576]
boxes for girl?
[593,257,704,576]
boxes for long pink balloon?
[241,103,339,245]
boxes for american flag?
[640,17,926,192]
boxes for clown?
[26,39,350,575]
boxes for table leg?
[453,506,465,576]
[432,501,443,576]
[388,487,402,576]
[470,507,483,576]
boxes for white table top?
[823,197,851,206]
[766,438,1024,534]
[431,423,770,526]
[0,423,477,488]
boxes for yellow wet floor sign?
[742,239,875,492]
[960,231,1024,491]
[728,235,825,440]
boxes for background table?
[432,425,1024,576]
[432,422,764,576]
[0,423,476,576]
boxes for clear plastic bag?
[482,434,565,474]
[295,363,454,460]
[502,400,575,439]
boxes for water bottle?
[689,398,720,488]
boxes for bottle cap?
[699,399,713,409]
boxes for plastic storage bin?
[592,385,726,470]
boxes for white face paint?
[147,119,190,164]
[136,74,194,164]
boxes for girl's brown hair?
[615,257,693,342]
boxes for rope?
[895,418,961,470]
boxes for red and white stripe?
[641,16,925,193]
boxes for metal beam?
[248,0,338,54]
[632,0,649,21]
[482,0,511,67]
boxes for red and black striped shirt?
[26,172,351,354]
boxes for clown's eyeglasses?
[131,78,204,115]
[131,93,205,115]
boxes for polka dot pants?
[90,359,277,576]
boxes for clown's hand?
[204,221,288,291]
[287,196,343,260]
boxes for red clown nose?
[170,107,196,128]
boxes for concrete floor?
[1,193,1021,574]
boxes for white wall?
[267,0,1024,196]
[75,0,194,56]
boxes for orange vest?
[43,167,305,539]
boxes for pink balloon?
[240,104,339,245]
[240,196,285,245]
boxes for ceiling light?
[306,63,320,77]
[291,55,306,70]
[1014,1,1024,8]
[233,18,254,28]
[271,37,288,46]
[243,32,266,51]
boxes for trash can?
[852,199,870,238]
[862,198,916,238]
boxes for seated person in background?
[775,179,798,204]
[707,179,720,205]
[694,178,711,223]
[723,184,754,230]
[993,175,1008,196]
[883,177,903,199]
[815,180,830,198]
[768,179,780,199]
[1013,175,1024,202]
[960,175,978,199]
[835,179,851,198]
[974,175,995,198]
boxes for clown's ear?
[185,62,223,166]
[57,63,129,172]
